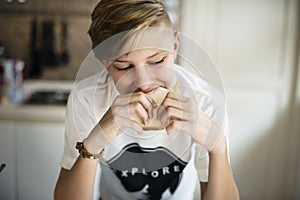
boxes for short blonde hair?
[88,0,172,49]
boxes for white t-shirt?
[60,64,228,200]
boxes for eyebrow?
[114,52,165,63]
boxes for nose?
[134,66,153,92]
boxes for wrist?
[76,141,105,159]
[84,123,108,154]
[83,136,105,155]
[194,114,226,154]
[84,108,119,154]
[193,112,211,145]
[209,134,228,157]
[98,107,121,137]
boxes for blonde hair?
[88,0,172,49]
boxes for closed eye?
[115,64,134,71]
[150,57,165,65]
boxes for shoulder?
[174,64,210,93]
[174,63,224,99]
[69,71,115,106]
[66,71,117,124]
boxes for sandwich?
[131,87,170,130]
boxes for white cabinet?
[0,121,17,200]
[0,121,64,200]
[15,122,64,200]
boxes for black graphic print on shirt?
[107,143,188,200]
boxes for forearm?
[54,136,104,200]
[203,137,239,200]
[55,116,114,200]
[54,156,98,200]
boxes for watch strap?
[76,141,105,159]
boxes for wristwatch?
[76,141,105,159]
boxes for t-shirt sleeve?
[60,73,114,170]
[194,145,209,182]
[60,89,96,170]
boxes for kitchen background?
[0,0,300,200]
[0,0,99,80]
[0,0,182,80]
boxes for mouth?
[143,87,160,93]
[134,85,165,94]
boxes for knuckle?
[136,92,145,99]
[176,101,182,109]
[173,120,182,130]
[166,106,173,115]
[135,102,143,110]
[130,102,140,111]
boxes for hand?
[157,92,221,151]
[107,91,156,136]
[84,91,155,154]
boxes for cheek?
[153,64,175,87]
[110,71,135,94]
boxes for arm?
[200,182,208,200]
[54,158,98,200]
[54,110,113,200]
[202,134,239,200]
[55,92,153,199]
[160,93,239,199]
[198,136,239,200]
[54,107,116,200]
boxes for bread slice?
[131,87,169,130]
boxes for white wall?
[294,34,300,199]
[181,0,300,199]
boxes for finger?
[116,92,154,107]
[156,105,166,122]
[158,96,196,117]
[130,92,155,118]
[166,92,190,103]
[158,97,181,121]
[112,103,147,125]
[115,92,155,119]
[165,98,197,114]
[128,101,149,125]
[165,120,183,135]
[165,120,197,136]
[161,107,182,127]
[115,115,143,135]
[161,107,197,127]
[162,97,182,110]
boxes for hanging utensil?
[29,17,42,77]
[60,21,69,65]
[42,20,57,67]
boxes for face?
[107,32,180,94]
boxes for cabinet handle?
[0,163,6,173]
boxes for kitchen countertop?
[0,103,66,123]
[0,80,73,123]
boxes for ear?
[173,31,180,60]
